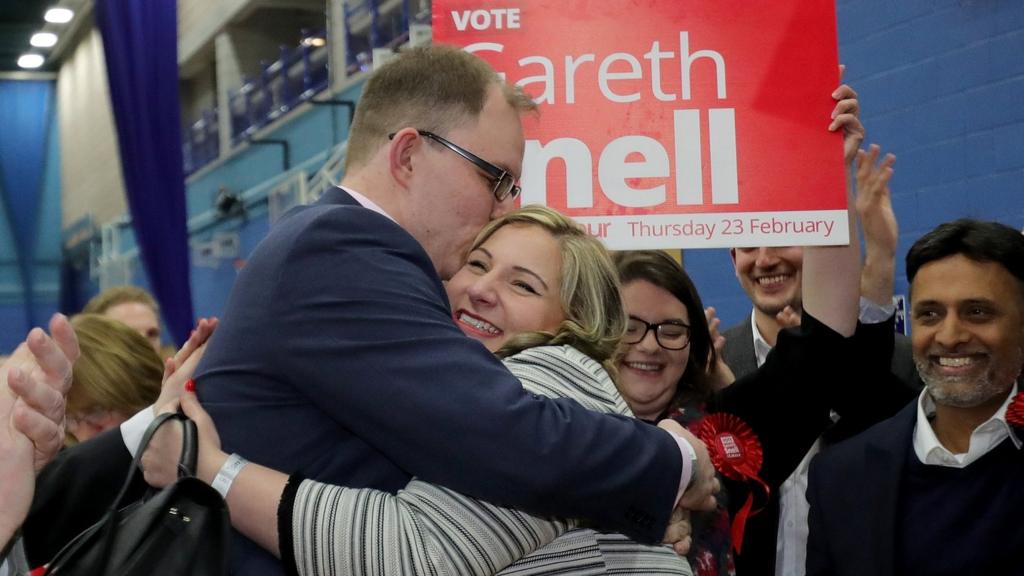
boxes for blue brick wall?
[693,0,1024,329]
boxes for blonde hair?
[344,44,537,171]
[83,285,159,315]
[472,206,626,377]
[67,314,163,423]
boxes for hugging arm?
[149,347,689,576]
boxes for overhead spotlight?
[18,54,45,69]
[44,7,74,24]
[302,37,326,48]
[30,32,59,48]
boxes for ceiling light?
[30,32,59,48]
[302,37,327,48]
[18,54,45,69]
[44,8,74,24]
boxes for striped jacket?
[287,345,692,576]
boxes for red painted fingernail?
[185,379,196,392]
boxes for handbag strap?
[92,411,200,572]
[108,411,198,513]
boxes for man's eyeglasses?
[388,130,521,202]
[623,317,691,350]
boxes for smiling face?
[446,223,565,353]
[615,279,691,420]
[911,254,1024,410]
[731,246,804,316]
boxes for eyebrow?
[477,247,550,291]
[514,266,550,291]
[912,298,998,309]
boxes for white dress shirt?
[913,382,1022,467]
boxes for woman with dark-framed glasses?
[611,242,902,575]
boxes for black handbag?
[44,412,230,575]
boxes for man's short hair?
[344,44,537,171]
[83,285,160,315]
[906,219,1024,292]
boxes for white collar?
[749,309,772,368]
[913,382,1022,468]
[340,186,398,224]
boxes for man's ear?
[388,128,422,191]
[729,248,739,274]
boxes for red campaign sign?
[433,0,850,249]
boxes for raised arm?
[803,77,864,337]
[709,75,869,489]
[855,144,897,307]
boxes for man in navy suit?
[185,45,715,573]
[21,46,717,572]
[807,219,1024,576]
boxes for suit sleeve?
[280,346,687,576]
[252,212,681,543]
[824,318,919,443]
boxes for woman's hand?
[153,317,218,413]
[142,390,227,488]
[830,65,863,166]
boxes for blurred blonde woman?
[66,314,162,444]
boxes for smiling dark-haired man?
[807,219,1024,576]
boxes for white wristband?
[211,453,249,499]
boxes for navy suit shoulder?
[807,401,917,576]
[196,188,684,572]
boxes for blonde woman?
[66,314,162,444]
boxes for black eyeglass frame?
[623,317,692,350]
[388,129,521,202]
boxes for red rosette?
[693,413,769,555]
[1007,391,1024,429]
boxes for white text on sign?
[469,33,738,209]
[452,8,521,31]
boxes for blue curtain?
[95,0,195,345]
[0,80,54,332]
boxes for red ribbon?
[1007,391,1024,428]
[694,413,769,554]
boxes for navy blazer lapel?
[863,402,917,576]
